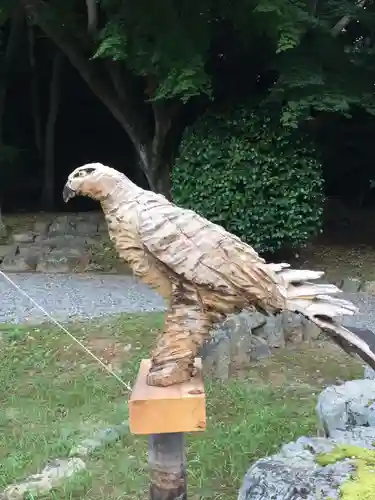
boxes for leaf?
[172,106,323,254]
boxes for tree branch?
[21,0,185,195]
[27,24,43,157]
[0,4,24,142]
[145,75,183,162]
[22,0,151,166]
[331,0,367,37]
[307,0,318,16]
[85,0,98,36]
[5,5,24,69]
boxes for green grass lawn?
[0,313,364,499]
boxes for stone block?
[253,314,285,348]
[0,244,14,259]
[301,317,322,342]
[281,311,304,344]
[340,277,361,293]
[316,379,375,436]
[361,280,375,295]
[12,232,35,244]
[2,458,86,500]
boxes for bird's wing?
[137,195,286,311]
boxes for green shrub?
[172,107,324,254]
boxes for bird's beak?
[62,184,76,203]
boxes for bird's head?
[63,162,125,203]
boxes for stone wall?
[201,310,322,379]
[3,212,375,292]
[0,213,129,274]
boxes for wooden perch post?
[128,358,206,500]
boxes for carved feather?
[64,163,375,371]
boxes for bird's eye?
[72,167,96,179]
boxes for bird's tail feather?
[271,263,375,369]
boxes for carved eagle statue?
[63,163,375,387]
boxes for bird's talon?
[146,360,195,387]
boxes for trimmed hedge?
[172,107,323,253]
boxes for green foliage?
[0,0,16,26]
[172,107,324,253]
[93,0,212,100]
[267,0,375,126]
[92,0,375,124]
[28,0,375,123]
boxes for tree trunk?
[41,50,63,209]
[0,206,7,239]
[145,99,185,199]
[0,7,24,231]
[149,157,172,200]
[28,25,43,158]
[155,166,172,200]
[0,6,24,142]
[23,0,184,197]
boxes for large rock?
[40,234,96,249]
[201,311,271,380]
[316,379,375,436]
[33,220,50,236]
[1,458,86,500]
[98,219,108,233]
[364,365,375,380]
[281,311,304,343]
[202,308,324,380]
[341,277,362,293]
[253,314,285,348]
[36,248,88,273]
[0,244,13,259]
[0,213,116,274]
[0,245,38,272]
[75,220,100,235]
[0,220,8,239]
[239,378,375,500]
[202,332,231,380]
[69,421,129,457]
[17,245,43,270]
[46,215,74,235]
[238,436,355,500]
[47,214,98,236]
[300,317,322,342]
[329,426,375,448]
[361,280,375,295]
[12,232,35,244]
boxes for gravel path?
[340,292,375,332]
[0,273,375,330]
[0,273,166,324]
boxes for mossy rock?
[317,444,375,500]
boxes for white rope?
[0,270,132,392]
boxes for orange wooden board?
[128,358,206,435]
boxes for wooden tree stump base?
[128,358,206,435]
[149,432,187,500]
[128,358,206,500]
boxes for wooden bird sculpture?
[63,163,375,387]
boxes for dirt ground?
[288,198,375,282]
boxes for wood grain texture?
[148,433,187,500]
[63,163,375,386]
[128,358,206,435]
